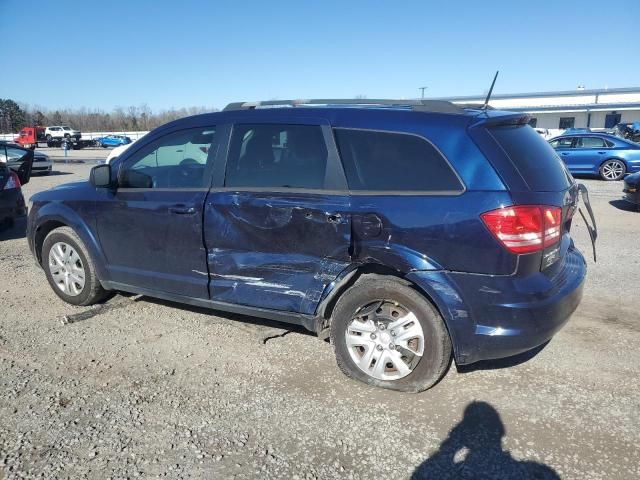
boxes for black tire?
[599,159,626,181]
[45,134,52,142]
[42,226,109,306]
[330,275,452,393]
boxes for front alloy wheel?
[48,241,86,296]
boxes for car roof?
[151,102,527,135]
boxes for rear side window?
[225,124,328,189]
[490,125,573,192]
[334,129,463,192]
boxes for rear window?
[490,125,573,191]
[334,129,463,192]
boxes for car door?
[573,136,608,173]
[95,126,219,298]
[204,121,352,314]
[550,137,578,171]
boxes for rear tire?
[599,159,626,181]
[42,226,109,306]
[330,275,452,392]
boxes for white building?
[442,87,640,130]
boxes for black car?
[623,172,640,210]
[0,143,33,227]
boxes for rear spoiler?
[469,112,531,128]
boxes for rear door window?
[334,129,463,192]
[490,125,573,192]
[576,137,606,148]
[225,124,328,189]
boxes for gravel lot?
[0,147,638,479]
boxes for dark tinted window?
[334,129,463,192]
[225,124,328,189]
[576,137,606,148]
[559,117,575,129]
[490,125,573,192]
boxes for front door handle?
[169,205,196,215]
[326,213,342,224]
[561,152,570,155]
[597,151,606,154]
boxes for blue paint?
[27,104,588,365]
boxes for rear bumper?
[408,246,586,365]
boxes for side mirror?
[90,164,113,188]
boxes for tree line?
[0,98,217,134]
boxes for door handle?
[326,213,342,224]
[169,205,196,215]
[597,151,606,154]
[561,152,570,155]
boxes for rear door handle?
[597,151,606,154]
[169,205,196,215]
[561,152,570,155]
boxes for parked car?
[548,133,640,180]
[0,143,33,227]
[96,135,132,148]
[45,126,81,142]
[105,135,146,164]
[612,122,640,142]
[27,99,593,392]
[0,141,52,175]
[622,171,640,210]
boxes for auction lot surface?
[1,148,639,479]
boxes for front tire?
[42,226,109,306]
[330,275,452,392]
[599,159,626,181]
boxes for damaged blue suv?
[27,99,594,392]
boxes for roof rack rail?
[223,98,467,114]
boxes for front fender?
[30,202,110,283]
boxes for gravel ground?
[0,148,638,479]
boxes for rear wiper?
[577,183,597,262]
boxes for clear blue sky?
[2,0,639,112]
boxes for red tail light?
[481,205,562,254]
[3,171,21,190]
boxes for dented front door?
[203,191,351,314]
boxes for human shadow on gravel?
[411,401,560,480]
[0,216,27,241]
[609,199,638,212]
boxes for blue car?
[549,133,640,180]
[96,135,132,148]
[27,99,594,392]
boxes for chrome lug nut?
[390,330,396,337]
[379,324,386,331]
[376,345,384,351]
[389,343,395,350]
[370,333,377,340]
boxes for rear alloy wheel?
[331,276,452,392]
[600,159,626,181]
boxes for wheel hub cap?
[345,301,425,381]
[48,242,85,296]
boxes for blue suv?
[27,99,592,392]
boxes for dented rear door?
[204,121,351,314]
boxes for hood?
[625,171,640,186]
